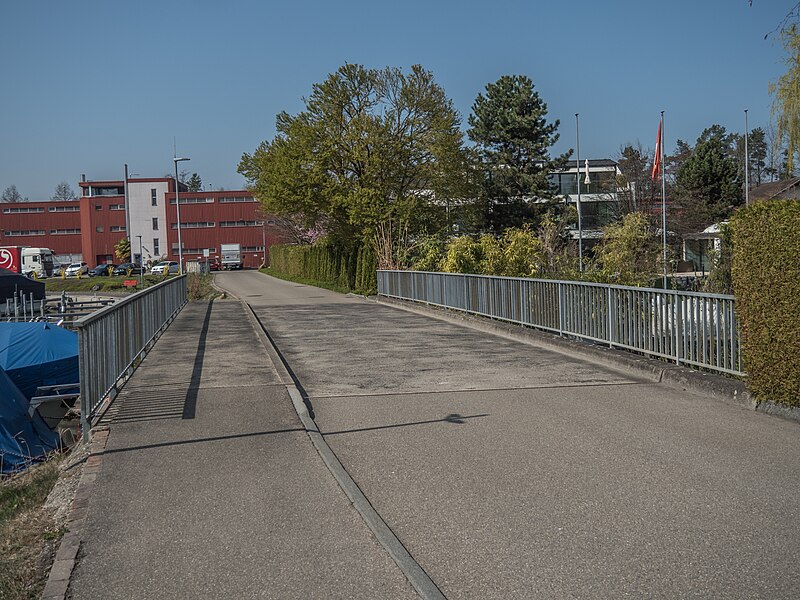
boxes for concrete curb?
[375,296,799,424]
[240,300,446,600]
[41,428,110,600]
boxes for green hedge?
[731,200,800,407]
[268,243,377,295]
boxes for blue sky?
[0,0,793,199]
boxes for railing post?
[674,292,682,365]
[558,282,564,336]
[607,286,613,348]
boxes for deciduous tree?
[51,181,76,201]
[239,63,474,268]
[770,25,800,174]
[1,185,23,203]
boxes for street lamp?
[136,235,143,287]
[173,157,190,274]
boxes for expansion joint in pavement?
[241,300,447,600]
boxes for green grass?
[259,267,350,294]
[45,274,172,293]
[0,461,59,526]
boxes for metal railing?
[378,270,743,377]
[75,275,188,442]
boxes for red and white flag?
[651,118,663,181]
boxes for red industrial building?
[0,177,291,269]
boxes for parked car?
[64,262,89,277]
[151,261,180,275]
[112,263,143,276]
[209,257,221,271]
[52,263,65,277]
[88,263,116,277]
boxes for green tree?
[239,63,474,268]
[770,25,800,174]
[673,128,742,234]
[748,127,768,186]
[187,173,202,192]
[1,185,23,203]
[467,75,570,232]
[114,237,131,263]
[51,181,76,201]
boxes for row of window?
[170,197,215,205]
[3,206,44,214]
[4,230,45,236]
[170,222,215,229]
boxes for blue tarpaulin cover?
[0,322,79,401]
[0,366,60,474]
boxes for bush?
[439,236,482,274]
[268,242,377,295]
[731,200,800,407]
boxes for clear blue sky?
[0,0,793,199]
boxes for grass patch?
[0,458,63,600]
[45,275,171,293]
[259,267,350,294]
[188,273,221,300]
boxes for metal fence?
[75,275,188,442]
[378,270,743,377]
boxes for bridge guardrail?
[378,270,743,377]
[74,275,188,442]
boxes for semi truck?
[220,243,242,270]
[0,246,55,278]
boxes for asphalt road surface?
[216,270,800,599]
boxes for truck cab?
[0,246,55,278]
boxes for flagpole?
[661,111,667,289]
[575,113,583,272]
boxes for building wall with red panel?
[164,191,293,268]
[0,182,293,270]
[0,201,83,259]
[79,196,128,265]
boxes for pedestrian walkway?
[68,300,416,599]
[217,270,800,600]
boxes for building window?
[110,225,127,232]
[242,246,265,252]
[219,220,263,227]
[169,196,214,205]
[173,246,217,254]
[152,218,158,230]
[170,222,215,229]
[4,230,45,236]
[95,205,102,211]
[48,205,80,212]
[153,238,160,255]
[95,226,104,233]
[151,188,157,206]
[218,196,255,203]
[50,228,81,235]
[109,204,125,210]
[2,206,44,214]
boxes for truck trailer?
[0,246,55,278]
[220,243,242,270]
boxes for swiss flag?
[651,119,662,181]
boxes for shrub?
[439,236,482,273]
[731,200,800,407]
[593,212,660,286]
[501,226,542,277]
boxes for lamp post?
[575,113,583,272]
[136,235,143,286]
[744,109,750,205]
[173,157,190,274]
